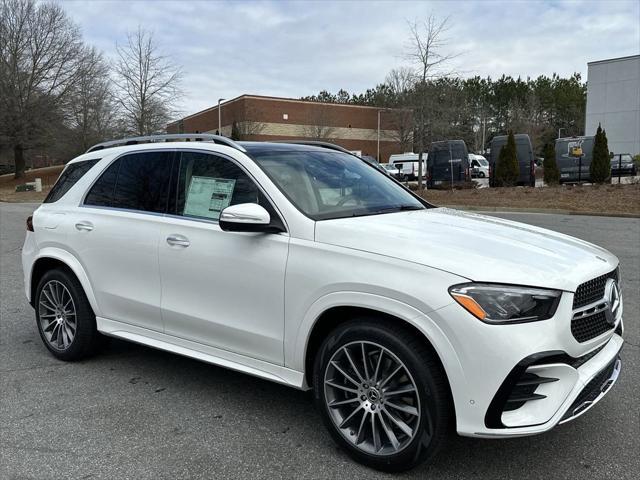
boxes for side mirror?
[219,203,278,233]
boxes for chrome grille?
[573,269,618,309]
[571,268,619,343]
[571,310,614,343]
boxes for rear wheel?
[313,320,452,472]
[35,268,101,361]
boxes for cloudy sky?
[64,0,640,116]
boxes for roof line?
[587,54,640,66]
[168,93,407,125]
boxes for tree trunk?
[14,144,26,179]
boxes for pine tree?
[495,130,519,186]
[543,142,560,185]
[590,123,610,183]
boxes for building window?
[283,113,288,120]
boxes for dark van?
[427,140,469,187]
[489,134,535,187]
[555,136,594,183]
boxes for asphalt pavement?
[1,202,638,479]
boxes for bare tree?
[68,48,118,152]
[113,27,182,136]
[0,0,89,177]
[405,15,458,189]
[303,105,336,140]
[385,68,415,153]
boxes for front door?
[158,151,289,365]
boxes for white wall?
[585,55,640,156]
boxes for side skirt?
[97,317,307,389]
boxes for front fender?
[289,291,468,407]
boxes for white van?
[388,153,427,180]
[468,154,489,178]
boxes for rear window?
[44,159,100,203]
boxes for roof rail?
[272,140,356,155]
[85,134,247,154]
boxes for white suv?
[22,134,624,472]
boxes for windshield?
[251,150,425,220]
[478,158,489,166]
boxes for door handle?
[75,221,94,232]
[166,234,190,247]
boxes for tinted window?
[113,152,172,212]
[172,151,274,222]
[84,159,119,207]
[84,151,172,213]
[44,159,99,203]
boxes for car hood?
[314,208,618,291]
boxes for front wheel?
[313,320,452,472]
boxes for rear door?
[71,150,174,332]
[429,144,450,184]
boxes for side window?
[172,151,271,222]
[84,159,119,207]
[84,151,172,213]
[44,159,99,203]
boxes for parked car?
[489,134,535,186]
[610,153,637,177]
[468,154,489,178]
[427,140,470,187]
[555,136,594,183]
[382,162,405,179]
[359,154,392,177]
[23,134,624,472]
[388,152,427,181]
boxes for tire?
[35,268,101,361]
[479,172,486,178]
[312,319,452,472]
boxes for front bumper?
[478,334,623,437]
[420,290,624,438]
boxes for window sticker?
[184,176,236,220]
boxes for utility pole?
[218,98,225,136]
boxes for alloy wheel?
[38,280,77,350]
[324,341,423,456]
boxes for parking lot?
[1,202,638,479]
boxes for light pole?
[218,98,225,136]
[558,128,564,139]
[377,110,382,162]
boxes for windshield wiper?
[351,205,424,217]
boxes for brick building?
[167,94,412,162]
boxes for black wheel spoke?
[330,361,359,386]
[343,347,364,383]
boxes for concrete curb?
[440,205,640,218]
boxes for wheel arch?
[30,249,99,315]
[299,298,464,425]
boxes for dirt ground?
[419,183,640,215]
[1,165,639,216]
[0,165,63,203]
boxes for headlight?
[449,283,562,324]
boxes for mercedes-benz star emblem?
[604,279,621,326]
